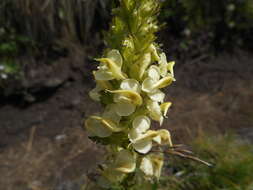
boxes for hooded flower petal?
[132,115,151,134]
[120,79,141,93]
[149,44,160,62]
[85,116,122,137]
[148,65,160,81]
[139,53,152,79]
[167,61,175,78]
[142,76,173,93]
[108,90,143,106]
[160,102,172,117]
[85,117,112,137]
[140,154,164,179]
[96,58,126,80]
[140,156,153,176]
[94,70,114,81]
[131,130,158,154]
[114,150,136,173]
[148,90,165,102]
[147,100,163,125]
[141,77,156,93]
[159,53,168,77]
[95,49,126,80]
[159,52,175,79]
[102,104,121,123]
[107,49,123,68]
[114,101,136,116]
[152,76,174,89]
[89,84,103,101]
[150,154,164,179]
[153,129,172,146]
[132,140,153,154]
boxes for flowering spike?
[85,0,176,188]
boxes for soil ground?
[0,48,252,190]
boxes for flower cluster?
[84,0,176,188]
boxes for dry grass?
[0,0,111,46]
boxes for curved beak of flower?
[85,116,122,137]
[152,76,174,89]
[153,129,173,146]
[96,58,126,80]
[160,102,172,117]
[107,90,143,106]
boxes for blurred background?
[0,0,253,189]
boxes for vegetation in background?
[160,0,253,51]
[0,0,111,46]
[0,27,33,86]
[160,133,253,190]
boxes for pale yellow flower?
[146,100,163,125]
[94,49,127,80]
[129,116,172,153]
[140,154,164,179]
[108,79,142,116]
[159,53,175,78]
[85,104,122,137]
[100,150,136,184]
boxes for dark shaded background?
[0,0,252,189]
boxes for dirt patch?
[0,49,253,189]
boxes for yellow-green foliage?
[160,134,253,190]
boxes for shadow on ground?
[0,48,252,190]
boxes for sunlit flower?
[159,52,175,78]
[85,104,122,137]
[94,49,127,80]
[149,44,160,62]
[140,154,164,179]
[129,116,172,153]
[146,100,163,125]
[142,64,173,96]
[113,149,136,173]
[108,79,142,116]
[100,149,136,185]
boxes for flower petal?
[96,58,126,80]
[149,44,160,62]
[167,61,175,78]
[139,53,152,79]
[115,102,136,116]
[85,116,122,137]
[157,129,172,146]
[153,76,173,89]
[140,156,153,176]
[147,100,163,123]
[160,102,172,117]
[94,70,114,81]
[85,117,112,137]
[133,140,152,154]
[102,104,121,123]
[108,90,143,106]
[142,77,156,93]
[114,150,136,173]
[149,154,164,179]
[120,79,141,93]
[107,49,123,68]
[148,65,160,81]
[148,90,165,102]
[89,84,103,101]
[132,115,151,133]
